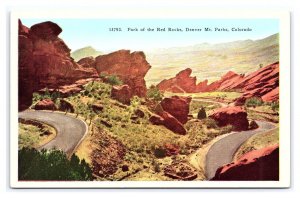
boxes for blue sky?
[21,18,279,52]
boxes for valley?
[17,20,280,182]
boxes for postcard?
[10,9,290,188]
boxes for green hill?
[71,46,103,61]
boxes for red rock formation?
[77,56,96,68]
[149,110,187,135]
[164,143,180,156]
[230,62,279,103]
[111,85,133,105]
[33,99,57,110]
[18,20,98,110]
[160,96,191,124]
[211,144,279,181]
[157,68,208,93]
[94,50,151,97]
[158,111,187,135]
[209,106,249,131]
[149,114,164,125]
[157,62,279,104]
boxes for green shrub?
[130,96,142,109]
[270,101,279,112]
[147,85,164,101]
[18,148,93,181]
[153,147,166,158]
[32,88,61,105]
[245,97,264,107]
[197,107,207,119]
[106,75,123,85]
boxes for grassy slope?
[145,34,279,86]
[233,128,279,161]
[64,81,234,180]
[18,123,56,149]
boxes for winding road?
[19,110,88,156]
[192,98,277,180]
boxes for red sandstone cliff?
[157,62,279,103]
[18,20,98,110]
[94,50,151,97]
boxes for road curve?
[19,110,88,156]
[192,98,277,180]
[205,121,277,179]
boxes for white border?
[10,9,290,188]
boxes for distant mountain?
[71,46,103,61]
[144,33,279,86]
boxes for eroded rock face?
[77,56,96,68]
[232,62,279,103]
[211,144,279,181]
[209,106,249,131]
[157,68,208,93]
[157,62,279,104]
[111,85,133,105]
[94,50,151,97]
[157,111,187,135]
[33,99,57,110]
[160,96,191,124]
[18,20,98,111]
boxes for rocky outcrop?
[157,62,279,104]
[209,106,249,131]
[160,96,191,124]
[164,143,180,156]
[94,50,151,97]
[232,62,279,103]
[211,144,279,181]
[157,68,208,93]
[205,71,245,92]
[149,111,187,135]
[158,111,187,135]
[111,85,133,105]
[91,103,104,112]
[33,99,57,110]
[18,20,98,110]
[77,56,96,68]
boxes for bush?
[270,101,279,112]
[245,97,264,107]
[147,85,164,101]
[32,88,61,105]
[18,148,93,181]
[197,107,207,119]
[108,75,123,85]
[153,147,167,158]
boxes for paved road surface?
[19,110,88,156]
[192,98,277,180]
[205,120,277,180]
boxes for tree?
[147,85,164,101]
[197,107,207,119]
[18,148,93,181]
